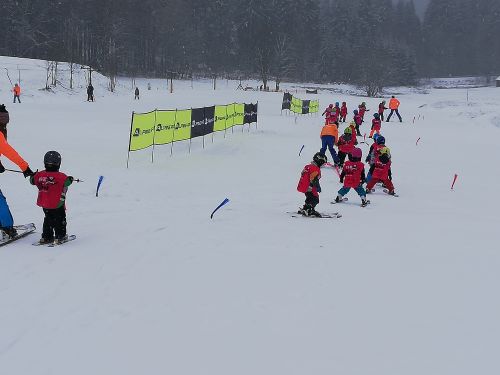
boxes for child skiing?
[335,147,369,207]
[378,100,388,121]
[322,104,334,124]
[320,121,340,166]
[353,110,363,136]
[369,113,382,138]
[365,147,396,195]
[30,151,74,244]
[358,102,369,121]
[297,152,327,217]
[337,126,358,167]
[340,102,348,122]
[334,102,341,119]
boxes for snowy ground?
[1,56,499,375]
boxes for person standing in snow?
[378,100,388,121]
[12,84,21,103]
[358,102,369,121]
[134,87,140,100]
[365,147,396,195]
[337,126,358,167]
[322,104,334,124]
[30,151,74,245]
[319,121,340,166]
[353,110,363,136]
[87,84,94,102]
[386,96,402,122]
[340,102,348,122]
[369,113,382,138]
[297,152,327,217]
[0,104,9,139]
[335,147,369,207]
[0,132,34,238]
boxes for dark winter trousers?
[320,136,339,164]
[42,206,67,240]
[304,192,319,209]
[338,151,348,166]
[87,94,94,102]
[379,112,385,121]
[355,124,361,136]
[13,95,21,103]
[386,109,402,122]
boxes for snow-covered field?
[1,56,499,375]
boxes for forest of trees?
[0,0,499,94]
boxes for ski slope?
[1,56,499,375]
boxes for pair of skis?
[0,223,76,247]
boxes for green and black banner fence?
[127,102,258,167]
[281,93,319,115]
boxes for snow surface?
[1,56,499,375]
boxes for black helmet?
[44,151,61,167]
[313,152,327,166]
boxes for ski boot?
[37,237,53,245]
[335,195,344,203]
[386,190,396,196]
[54,235,68,245]
[307,207,322,217]
[365,188,372,194]
[361,198,369,207]
[2,227,18,239]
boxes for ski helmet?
[344,127,353,135]
[349,121,356,127]
[329,104,333,108]
[378,147,391,164]
[350,147,362,159]
[313,152,327,166]
[379,147,391,156]
[335,102,339,106]
[44,151,61,167]
[353,109,358,115]
[361,102,366,106]
[374,113,380,119]
[376,135,386,145]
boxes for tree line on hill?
[0,0,499,95]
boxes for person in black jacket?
[87,84,94,102]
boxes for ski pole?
[5,169,22,173]
[4,68,13,86]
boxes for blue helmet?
[353,109,358,115]
[376,135,385,145]
[335,102,339,106]
[374,113,380,119]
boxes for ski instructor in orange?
[0,132,34,238]
[386,95,403,122]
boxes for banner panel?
[214,105,227,132]
[244,103,258,124]
[155,110,176,145]
[226,104,236,128]
[302,100,310,114]
[129,111,156,151]
[173,109,192,141]
[309,100,319,113]
[191,106,214,138]
[282,93,292,110]
[234,103,245,125]
[291,97,302,114]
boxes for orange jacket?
[389,98,400,110]
[0,132,29,171]
[13,85,21,95]
[320,123,338,141]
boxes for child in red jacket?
[365,147,396,195]
[358,102,369,121]
[335,148,368,207]
[30,151,74,244]
[369,112,382,138]
[340,102,348,122]
[337,126,358,167]
[297,152,327,217]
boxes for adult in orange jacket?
[13,84,21,103]
[319,122,340,165]
[386,95,402,122]
[0,132,34,238]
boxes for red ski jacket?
[31,171,72,209]
[297,163,321,197]
[338,134,357,153]
[340,104,348,117]
[371,159,392,180]
[342,161,365,188]
[371,119,382,131]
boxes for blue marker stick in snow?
[96,176,104,197]
[211,198,230,219]
[299,145,305,156]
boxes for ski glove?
[23,167,34,178]
[0,161,4,173]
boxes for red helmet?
[350,147,362,159]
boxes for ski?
[330,197,349,204]
[383,189,399,197]
[287,211,342,219]
[48,235,77,247]
[0,223,36,247]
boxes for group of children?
[298,99,399,216]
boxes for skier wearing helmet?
[337,126,358,167]
[297,152,327,217]
[365,147,396,195]
[335,147,369,207]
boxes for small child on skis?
[30,151,74,244]
[334,102,341,119]
[297,152,327,217]
[353,110,363,136]
[335,147,369,207]
[378,100,388,121]
[365,147,396,195]
[358,102,369,121]
[322,104,334,124]
[336,126,358,167]
[369,112,382,138]
[340,102,348,122]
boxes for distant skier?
[340,102,348,122]
[30,151,74,245]
[369,113,382,138]
[337,126,358,167]
[322,104,334,124]
[335,147,369,207]
[365,134,386,183]
[134,87,140,100]
[12,84,21,103]
[334,102,341,119]
[386,96,402,122]
[87,84,94,102]
[353,110,362,136]
[366,147,396,195]
[358,102,369,121]
[319,121,340,166]
[0,132,34,238]
[378,100,388,121]
[0,104,9,139]
[297,152,327,217]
